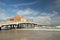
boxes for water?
[0,30,60,40]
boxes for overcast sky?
[0,0,60,25]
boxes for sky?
[0,0,60,25]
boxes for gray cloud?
[55,0,60,8]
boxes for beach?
[0,30,60,40]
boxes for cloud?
[10,1,37,7]
[0,9,8,20]
[18,8,60,25]
[41,11,60,25]
[41,11,58,17]
[17,8,39,16]
[16,8,52,25]
[28,11,59,25]
[47,0,60,11]
[46,0,60,11]
[0,8,59,25]
[51,15,60,25]
[30,16,51,25]
[0,1,37,8]
[55,0,60,8]
[16,8,60,25]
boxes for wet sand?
[0,30,60,40]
